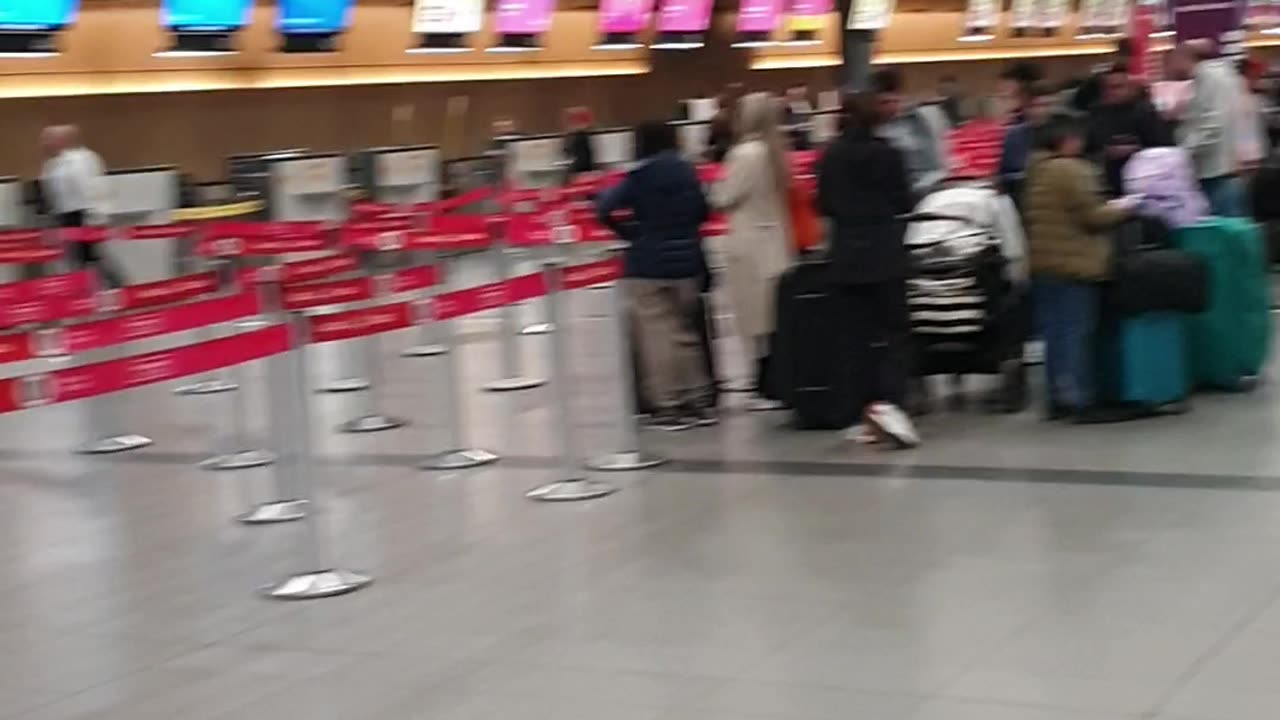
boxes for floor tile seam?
[1142,574,1280,717]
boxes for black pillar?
[842,29,875,91]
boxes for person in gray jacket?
[870,68,948,199]
[1167,41,1247,216]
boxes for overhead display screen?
[0,0,77,30]
[162,0,250,29]
[736,0,782,33]
[494,0,553,34]
[598,0,654,32]
[278,0,350,32]
[656,0,712,32]
[412,0,484,34]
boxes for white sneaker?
[843,423,880,444]
[745,395,786,412]
[865,402,920,449]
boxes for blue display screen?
[0,0,77,30]
[278,0,349,33]
[162,0,249,30]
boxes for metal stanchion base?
[520,323,555,335]
[174,379,239,396]
[400,344,448,358]
[483,376,548,392]
[526,478,618,502]
[338,414,407,433]
[262,568,373,600]
[419,448,500,470]
[76,434,153,455]
[585,451,666,472]
[200,449,276,471]
[237,499,308,524]
[234,317,270,330]
[316,378,371,393]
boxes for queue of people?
[598,38,1275,449]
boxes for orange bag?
[787,181,821,254]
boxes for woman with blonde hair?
[713,91,794,410]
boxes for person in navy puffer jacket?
[597,121,715,429]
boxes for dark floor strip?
[5,446,1279,492]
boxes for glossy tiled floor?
[3,255,1280,720]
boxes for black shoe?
[645,411,693,432]
[1071,405,1143,424]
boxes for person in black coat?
[1086,65,1173,196]
[816,92,920,447]
[597,121,715,429]
[562,106,596,178]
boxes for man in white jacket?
[39,125,123,286]
[1168,41,1247,216]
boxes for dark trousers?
[840,280,910,416]
[58,210,123,288]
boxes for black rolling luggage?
[771,259,858,429]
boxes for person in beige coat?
[712,92,794,411]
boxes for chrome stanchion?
[175,231,238,395]
[75,289,153,455]
[201,259,275,469]
[526,260,616,502]
[483,219,546,392]
[237,271,305,524]
[337,290,407,433]
[400,247,448,357]
[586,253,665,472]
[262,312,373,599]
[417,295,500,470]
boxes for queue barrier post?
[525,259,617,502]
[237,270,306,524]
[261,311,373,600]
[336,240,408,433]
[74,289,153,455]
[201,259,276,471]
[483,217,547,392]
[312,233,372,394]
[586,250,666,472]
[417,293,500,471]
[173,234,239,395]
[400,245,448,358]
[519,205,564,336]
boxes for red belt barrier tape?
[429,214,489,236]
[0,324,289,413]
[0,333,28,363]
[52,292,260,357]
[433,186,496,214]
[395,230,490,253]
[60,227,111,244]
[308,303,415,344]
[281,277,372,311]
[0,229,44,245]
[0,295,98,329]
[275,254,361,285]
[0,246,62,265]
[562,257,623,291]
[279,263,438,311]
[342,218,415,249]
[0,270,95,304]
[125,223,196,240]
[434,271,546,321]
[115,271,220,312]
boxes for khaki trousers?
[625,278,709,412]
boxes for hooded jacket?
[596,150,709,280]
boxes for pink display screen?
[494,0,552,34]
[597,0,653,32]
[657,0,712,32]
[736,0,781,32]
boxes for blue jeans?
[1201,174,1245,217]
[1034,277,1099,410]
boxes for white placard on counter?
[511,137,564,174]
[280,156,343,196]
[591,130,635,168]
[375,148,439,188]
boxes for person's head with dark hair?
[870,67,904,123]
[1041,112,1087,157]
[1025,79,1059,126]
[1115,37,1134,59]
[1100,63,1136,106]
[636,121,677,160]
[1001,61,1046,115]
[839,91,881,135]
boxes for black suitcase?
[772,259,859,429]
[631,293,720,415]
